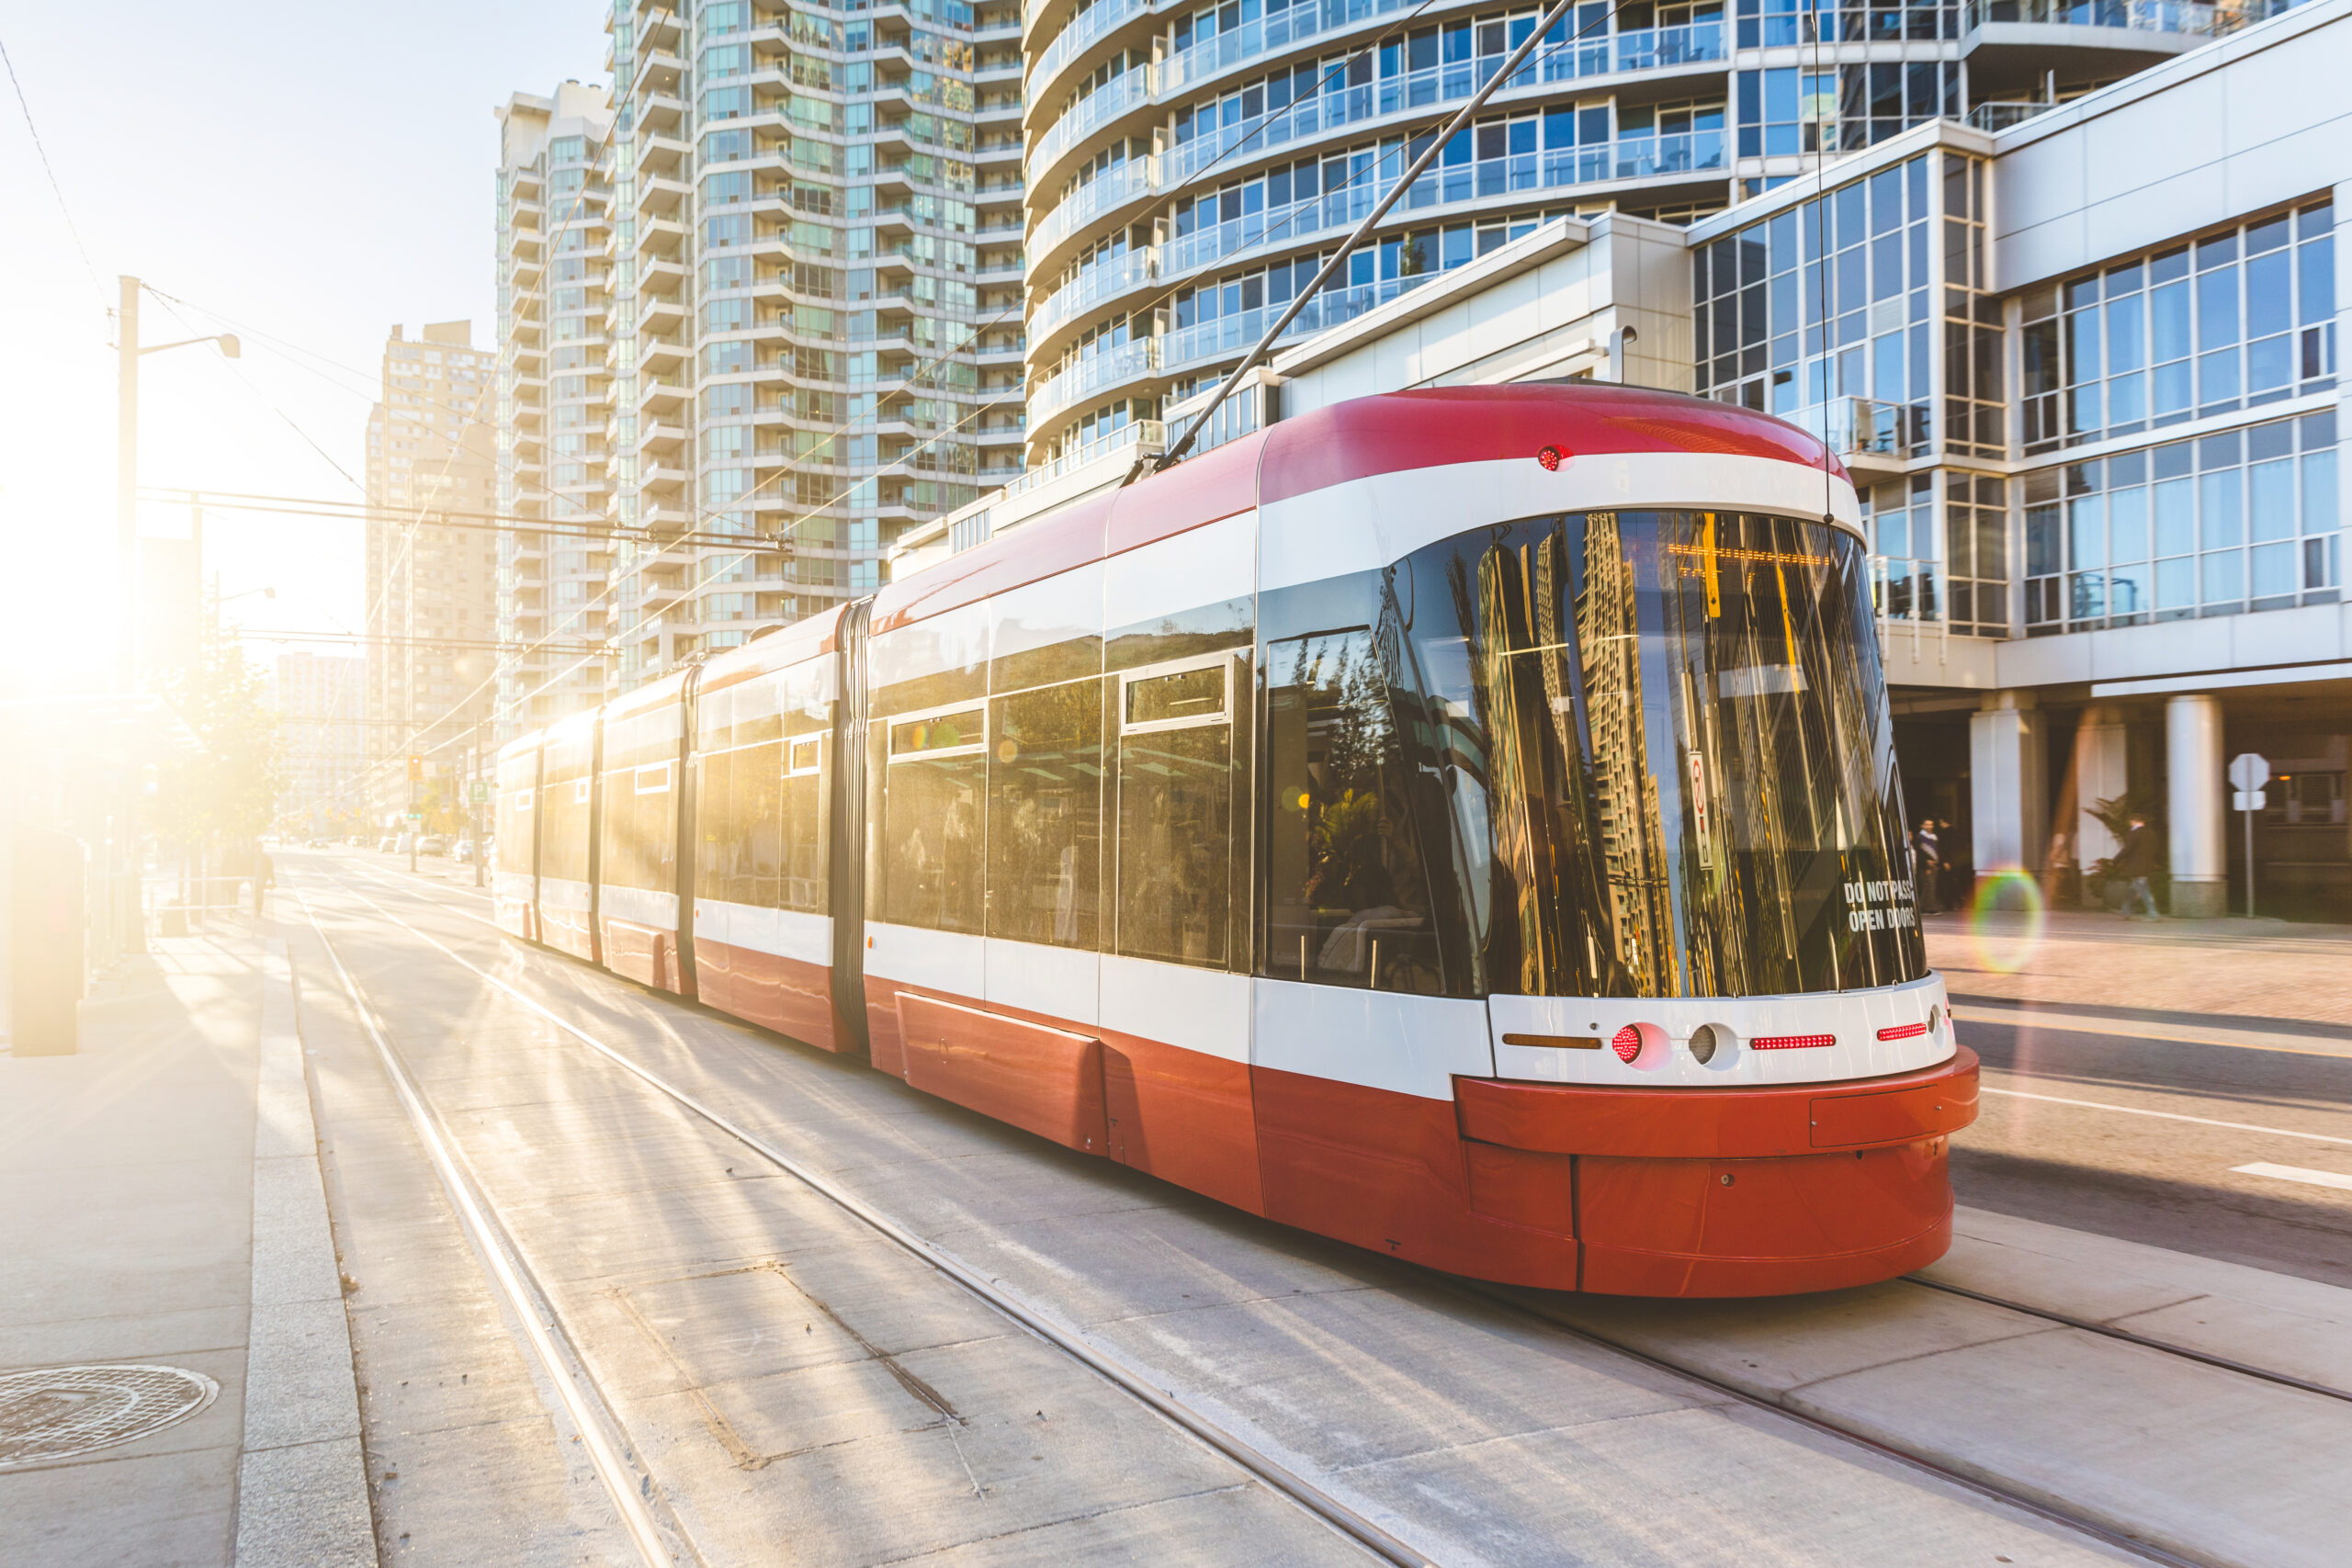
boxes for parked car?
[418,835,448,857]
[453,839,477,863]
[376,836,398,854]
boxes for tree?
[153,615,281,848]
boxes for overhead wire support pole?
[1138,0,1586,481]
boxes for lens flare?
[1965,869,2047,975]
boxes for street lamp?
[112,276,239,960]
[118,275,238,694]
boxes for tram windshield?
[1397,509,1924,999]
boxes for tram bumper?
[1452,1048,1978,1298]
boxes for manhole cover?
[0,1364,220,1467]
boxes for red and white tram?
[493,383,1977,1297]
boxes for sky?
[0,1,609,697]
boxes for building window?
[2022,200,2335,456]
[1693,151,1931,446]
[2023,408,2337,634]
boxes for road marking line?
[1981,1086,2352,1147]
[2233,1162,2352,1192]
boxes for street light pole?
[472,725,485,890]
[116,276,140,691]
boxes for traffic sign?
[469,780,489,805]
[2230,752,2268,919]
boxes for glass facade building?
[1022,0,2215,463]
[495,85,618,739]
[595,0,1026,692]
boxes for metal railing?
[1030,156,1157,257]
[1963,0,2221,31]
[1033,249,1158,339]
[1796,397,1926,461]
[1002,418,1168,496]
[1031,0,1151,97]
[1871,556,1951,663]
[1032,337,1161,421]
[1969,100,2064,131]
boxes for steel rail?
[300,866,1434,1568]
[1903,1275,2352,1406]
[1453,1279,2225,1568]
[293,881,698,1568]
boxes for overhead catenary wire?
[1149,0,1611,474]
[141,487,788,555]
[1,33,106,312]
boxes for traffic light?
[407,754,423,781]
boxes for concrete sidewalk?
[1927,909,2352,1032]
[0,921,371,1568]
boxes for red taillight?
[1610,1024,1643,1063]
[1751,1032,1836,1050]
[1536,444,1565,470]
[1877,1021,1928,1041]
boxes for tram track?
[298,857,2325,1568]
[1899,1274,2352,1407]
[1453,1280,2213,1568]
[293,865,1432,1568]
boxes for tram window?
[1114,657,1237,968]
[539,739,591,883]
[695,682,786,909]
[602,707,682,895]
[493,755,534,875]
[988,681,1102,949]
[1261,630,1443,994]
[1396,510,1923,1000]
[871,602,987,719]
[777,671,830,915]
[990,564,1104,693]
[877,704,986,932]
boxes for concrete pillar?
[2165,694,2227,918]
[2072,705,2131,868]
[1970,692,2046,880]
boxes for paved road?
[287,851,2154,1568]
[352,852,2352,1285]
[1952,1014,2352,1290]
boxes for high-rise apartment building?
[363,321,501,819]
[584,0,1026,688]
[495,83,619,742]
[273,652,366,836]
[1018,0,2245,466]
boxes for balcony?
[1795,398,1927,472]
[1031,336,1159,423]
[1154,132,1724,292]
[1962,0,2221,96]
[1159,44,1727,194]
[1032,249,1157,345]
[1029,156,1155,266]
[1027,0,1150,109]
[1028,68,1151,185]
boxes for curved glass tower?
[1019,0,2230,465]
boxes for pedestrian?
[2113,812,2161,920]
[1912,818,1942,914]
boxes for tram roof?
[872,383,1848,637]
